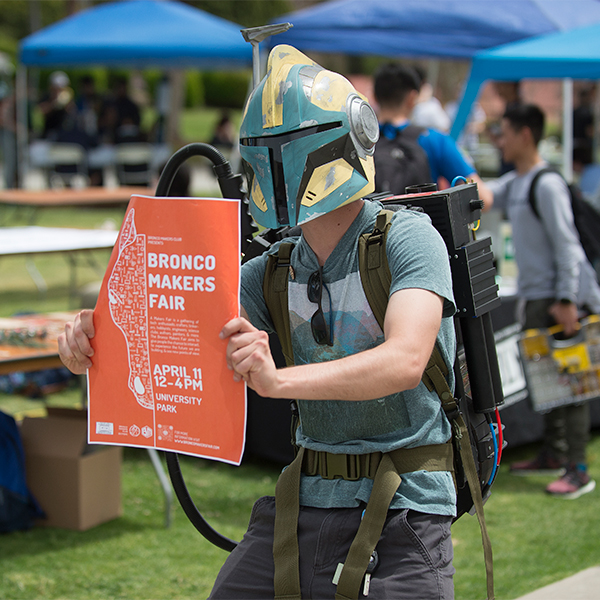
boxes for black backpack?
[0,410,45,532]
[529,168,600,268]
[373,124,432,194]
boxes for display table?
[0,312,75,375]
[0,226,118,301]
[0,186,153,225]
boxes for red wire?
[495,407,503,465]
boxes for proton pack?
[243,181,504,600]
[248,182,505,516]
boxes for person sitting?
[210,112,235,149]
[37,71,75,140]
[98,76,143,145]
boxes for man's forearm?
[268,333,433,401]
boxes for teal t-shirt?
[241,200,457,516]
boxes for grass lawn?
[2,204,600,599]
[1,414,599,600]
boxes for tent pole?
[594,80,600,164]
[562,78,573,182]
[15,65,28,189]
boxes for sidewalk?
[514,566,600,599]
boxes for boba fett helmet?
[239,45,379,229]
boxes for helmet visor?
[240,121,342,228]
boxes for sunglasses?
[307,267,333,346]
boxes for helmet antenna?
[241,23,293,89]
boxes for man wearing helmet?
[59,46,457,599]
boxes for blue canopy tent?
[271,0,600,59]
[449,22,600,180]
[15,0,252,184]
[19,0,251,69]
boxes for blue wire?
[487,422,499,486]
[451,176,468,187]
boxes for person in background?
[75,75,101,145]
[0,80,17,188]
[488,103,600,499]
[98,76,142,144]
[373,62,492,208]
[488,80,523,176]
[37,71,75,140]
[445,82,487,155]
[210,112,235,149]
[572,84,595,173]
[411,65,451,132]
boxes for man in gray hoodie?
[488,103,600,499]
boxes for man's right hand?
[57,309,95,374]
[548,301,579,337]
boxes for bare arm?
[470,173,493,211]
[222,288,443,401]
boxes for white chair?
[114,142,155,186]
[46,142,89,188]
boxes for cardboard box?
[20,407,122,531]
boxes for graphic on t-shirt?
[107,209,154,410]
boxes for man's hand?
[548,301,579,337]
[57,309,95,374]
[220,317,279,397]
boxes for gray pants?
[525,299,591,464]
[209,495,454,600]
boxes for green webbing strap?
[273,446,305,600]
[454,413,495,600]
[333,443,454,600]
[265,209,494,599]
[273,443,454,600]
[302,444,454,481]
[263,243,295,367]
[358,210,393,331]
[334,454,400,600]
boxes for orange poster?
[88,195,245,465]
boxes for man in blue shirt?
[373,62,492,208]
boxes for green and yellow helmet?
[239,45,379,229]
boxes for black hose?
[165,452,237,552]
[155,142,256,251]
[156,142,229,197]
[156,142,242,552]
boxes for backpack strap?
[263,242,295,367]
[358,209,393,330]
[358,207,495,600]
[528,167,558,219]
[268,209,495,600]
[274,442,455,600]
[359,209,453,403]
